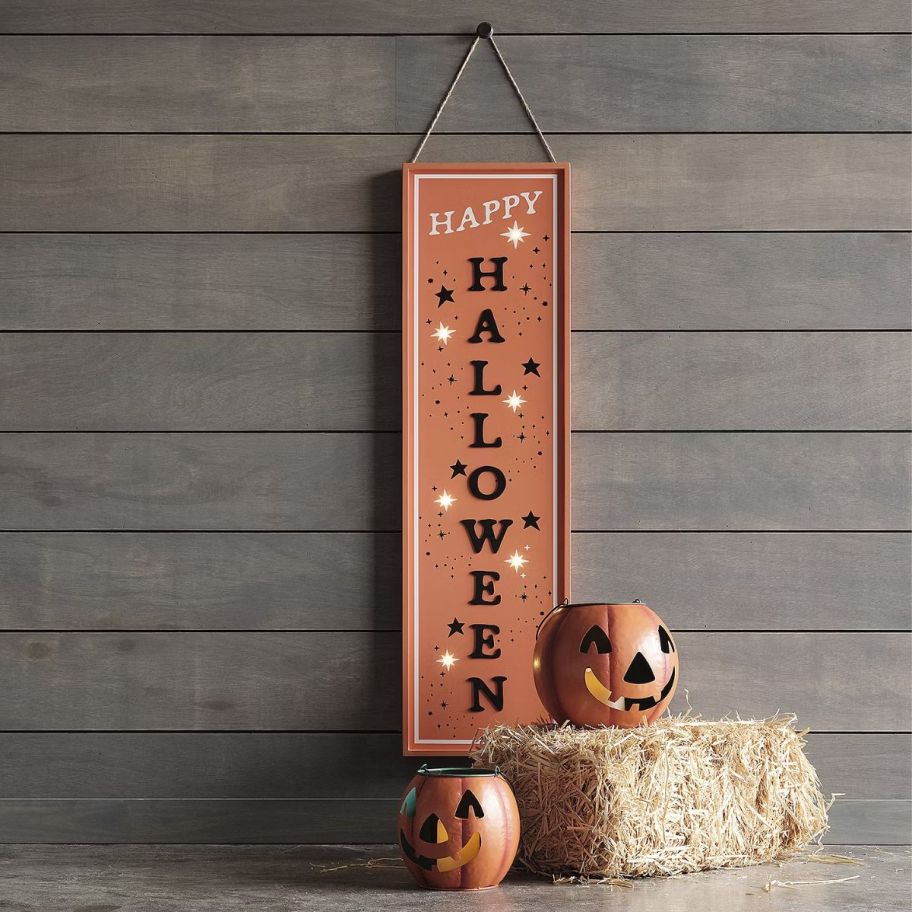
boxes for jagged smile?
[584,666,676,711]
[400,830,482,872]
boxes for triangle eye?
[580,625,611,654]
[454,789,484,819]
[400,787,417,817]
[659,626,675,654]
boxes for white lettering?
[482,199,501,225]
[520,190,543,214]
[456,207,480,232]
[429,211,454,236]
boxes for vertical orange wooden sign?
[403,163,570,755]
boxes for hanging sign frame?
[402,162,571,755]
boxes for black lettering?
[469,624,501,659]
[468,257,507,292]
[469,570,501,605]
[467,465,507,500]
[459,519,512,554]
[468,676,507,712]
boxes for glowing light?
[503,390,526,413]
[437,650,458,671]
[506,550,528,572]
[501,221,530,248]
[431,322,455,345]
[435,490,456,511]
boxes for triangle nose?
[624,651,655,684]
[419,812,448,844]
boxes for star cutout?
[437,650,458,671]
[522,357,541,377]
[435,285,455,307]
[522,511,541,530]
[435,490,456,511]
[501,221,530,248]
[503,390,526,413]
[517,432,526,443]
[447,375,456,384]
[431,322,454,345]
[520,283,531,295]
[506,550,528,572]
[449,459,467,477]
[447,618,465,636]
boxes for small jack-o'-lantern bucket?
[533,601,679,728]
[397,765,520,890]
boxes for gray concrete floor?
[0,844,907,912]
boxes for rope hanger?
[411,22,557,164]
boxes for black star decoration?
[435,285,455,307]
[522,511,541,530]
[522,357,541,377]
[449,459,467,477]
[447,618,465,636]
[520,283,531,295]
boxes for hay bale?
[471,716,828,879]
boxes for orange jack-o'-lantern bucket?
[397,766,520,890]
[533,601,679,728]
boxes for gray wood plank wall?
[0,0,908,846]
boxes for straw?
[471,715,829,879]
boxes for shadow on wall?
[372,169,404,723]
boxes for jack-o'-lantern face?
[399,786,484,872]
[533,602,679,728]
[397,767,520,890]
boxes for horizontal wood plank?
[1,432,907,530]
[1,36,907,132]
[0,798,397,843]
[0,433,400,530]
[2,532,907,631]
[2,1,908,33]
[0,234,402,331]
[572,533,911,629]
[0,631,402,730]
[574,432,910,530]
[397,36,911,133]
[824,801,912,845]
[573,233,912,331]
[0,733,904,799]
[0,37,396,132]
[0,332,401,431]
[1,233,909,332]
[807,735,912,800]
[0,799,903,844]
[572,332,910,430]
[3,332,908,430]
[0,632,906,730]
[1,135,907,231]
[0,532,402,630]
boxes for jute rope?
[411,23,556,163]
